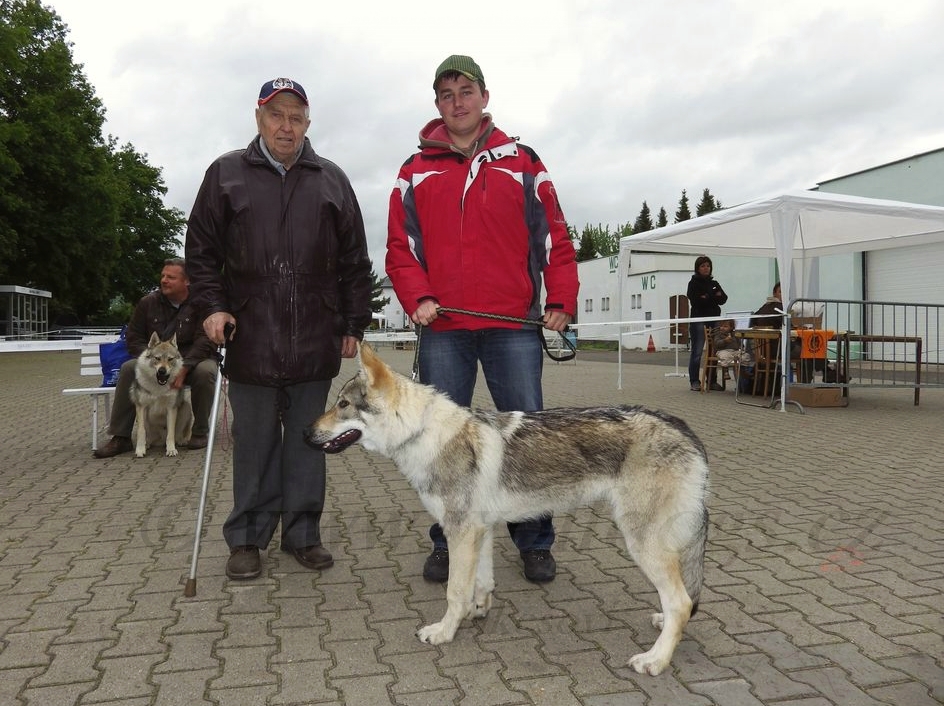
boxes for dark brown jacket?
[185,136,372,386]
[750,298,784,328]
[126,290,216,368]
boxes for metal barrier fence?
[0,328,417,354]
[787,298,943,405]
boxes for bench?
[62,334,121,450]
[363,330,418,349]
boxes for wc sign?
[641,275,656,290]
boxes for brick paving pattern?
[0,348,941,705]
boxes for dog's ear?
[358,342,393,389]
[148,331,160,347]
[358,342,376,378]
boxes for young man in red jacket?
[386,55,579,583]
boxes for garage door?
[867,243,944,364]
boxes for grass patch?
[574,339,619,351]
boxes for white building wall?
[815,147,944,306]
[816,148,944,206]
[379,282,410,330]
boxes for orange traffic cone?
[647,335,656,352]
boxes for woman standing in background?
[686,255,728,391]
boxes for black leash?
[411,306,577,380]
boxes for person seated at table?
[750,282,783,328]
[741,283,788,395]
[712,319,753,368]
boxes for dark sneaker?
[709,382,724,391]
[92,436,133,459]
[423,547,449,583]
[187,434,208,450]
[521,549,557,583]
[281,544,334,570]
[690,383,701,392]
[226,546,261,580]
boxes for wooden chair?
[750,330,782,398]
[699,327,726,393]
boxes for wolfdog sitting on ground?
[305,344,709,676]
[130,332,193,458]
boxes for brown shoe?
[281,543,333,570]
[226,546,261,580]
[187,434,208,450]
[92,436,133,459]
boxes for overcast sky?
[50,0,944,272]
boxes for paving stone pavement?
[0,348,942,706]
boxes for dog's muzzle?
[304,428,362,454]
[156,368,171,385]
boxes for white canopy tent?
[620,190,944,410]
[620,190,944,305]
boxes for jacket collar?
[245,135,320,171]
[418,114,501,158]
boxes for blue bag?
[99,326,133,387]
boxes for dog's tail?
[681,506,709,617]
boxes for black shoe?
[281,544,334,570]
[709,382,724,391]
[423,547,449,582]
[92,436,133,458]
[521,549,556,583]
[690,382,701,392]
[226,545,261,580]
[187,434,208,450]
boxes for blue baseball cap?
[258,78,308,106]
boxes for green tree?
[369,267,390,317]
[597,223,622,256]
[105,141,184,302]
[633,201,653,233]
[656,207,668,228]
[0,1,183,322]
[575,224,598,262]
[574,222,631,260]
[674,189,691,223]
[695,188,723,216]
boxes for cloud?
[52,0,944,271]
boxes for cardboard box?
[787,385,847,408]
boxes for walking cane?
[184,322,234,597]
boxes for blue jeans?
[688,321,718,385]
[419,326,555,552]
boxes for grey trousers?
[107,357,219,437]
[223,379,332,551]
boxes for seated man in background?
[92,258,218,458]
[750,281,783,328]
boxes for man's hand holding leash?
[412,300,572,332]
[542,310,571,332]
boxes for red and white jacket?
[385,116,578,331]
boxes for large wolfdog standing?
[130,332,193,458]
[305,344,709,676]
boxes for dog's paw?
[165,448,178,457]
[650,612,664,630]
[134,449,146,459]
[628,649,670,676]
[472,590,493,618]
[416,622,454,645]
